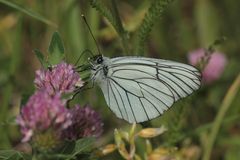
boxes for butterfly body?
[89,55,201,123]
[91,56,111,83]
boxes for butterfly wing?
[97,57,201,123]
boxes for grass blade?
[0,0,57,27]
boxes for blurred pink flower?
[188,48,227,84]
[34,62,83,96]
[62,105,103,140]
[16,91,72,142]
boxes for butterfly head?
[88,54,104,65]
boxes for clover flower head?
[34,62,83,95]
[188,48,227,84]
[63,105,103,140]
[16,91,72,142]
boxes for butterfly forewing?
[93,56,201,123]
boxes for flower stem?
[202,74,240,160]
[111,0,130,54]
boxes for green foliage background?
[0,0,240,159]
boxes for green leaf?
[59,141,76,155]
[0,0,57,27]
[0,150,31,160]
[74,137,95,154]
[48,32,65,64]
[33,49,48,68]
[67,137,95,159]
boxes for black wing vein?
[110,81,129,122]
[109,81,124,119]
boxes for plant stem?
[110,0,130,54]
[202,74,240,160]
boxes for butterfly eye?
[96,56,103,64]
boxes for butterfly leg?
[66,75,95,107]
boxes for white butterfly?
[87,55,201,123]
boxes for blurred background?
[0,0,240,159]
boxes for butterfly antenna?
[74,49,93,66]
[81,14,101,55]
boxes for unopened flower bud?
[100,144,117,155]
[138,126,167,138]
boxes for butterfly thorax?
[91,55,111,84]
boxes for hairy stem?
[110,0,130,54]
[134,0,174,55]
